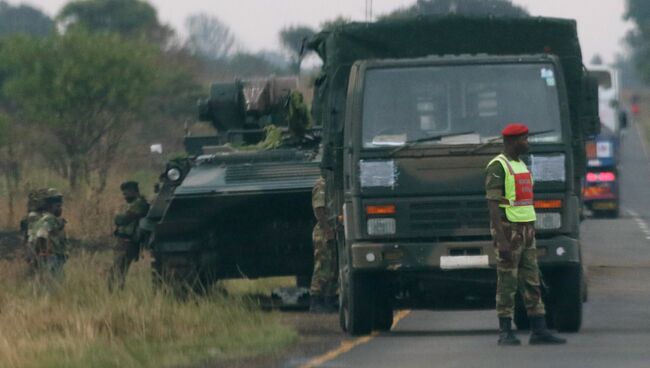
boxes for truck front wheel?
[340,271,373,335]
[551,266,583,332]
[372,278,394,331]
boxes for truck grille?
[409,200,490,234]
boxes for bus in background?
[583,66,628,217]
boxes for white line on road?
[625,208,650,240]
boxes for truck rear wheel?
[340,271,373,336]
[551,266,583,332]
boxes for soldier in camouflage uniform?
[21,189,49,266]
[309,176,338,313]
[108,181,150,291]
[486,123,565,346]
[27,188,68,281]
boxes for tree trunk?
[3,144,22,228]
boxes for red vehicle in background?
[583,66,627,218]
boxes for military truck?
[145,76,321,291]
[307,16,599,335]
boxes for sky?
[17,0,633,64]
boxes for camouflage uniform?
[310,177,337,299]
[27,211,68,278]
[108,196,149,291]
[486,161,546,318]
[21,189,49,246]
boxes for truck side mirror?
[580,75,600,137]
[619,110,628,130]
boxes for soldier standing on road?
[27,188,68,281]
[309,176,338,313]
[486,123,566,346]
[108,181,150,292]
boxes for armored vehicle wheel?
[551,266,583,332]
[340,271,373,336]
[152,252,211,297]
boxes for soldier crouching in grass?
[108,181,150,292]
[27,188,69,284]
[486,123,566,346]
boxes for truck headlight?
[367,218,396,235]
[166,167,182,182]
[536,213,561,230]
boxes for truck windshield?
[362,63,563,148]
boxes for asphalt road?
[311,123,650,368]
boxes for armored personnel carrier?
[145,77,321,290]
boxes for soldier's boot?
[309,295,328,313]
[529,316,567,345]
[498,317,521,346]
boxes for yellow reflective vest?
[487,154,536,223]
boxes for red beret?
[502,123,529,137]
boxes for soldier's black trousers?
[108,240,140,291]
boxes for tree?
[625,0,650,82]
[320,16,351,31]
[0,30,157,191]
[0,1,54,37]
[58,0,171,43]
[590,54,604,65]
[279,25,316,72]
[381,0,529,20]
[185,13,237,61]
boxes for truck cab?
[309,16,599,336]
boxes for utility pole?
[365,0,373,22]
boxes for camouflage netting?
[307,16,584,136]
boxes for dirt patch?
[206,312,345,368]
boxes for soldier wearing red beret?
[485,123,566,346]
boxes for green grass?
[0,252,297,368]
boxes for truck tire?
[340,271,373,336]
[552,266,583,332]
[373,280,394,331]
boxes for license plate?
[440,255,490,270]
[593,201,616,210]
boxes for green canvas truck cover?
[307,16,584,137]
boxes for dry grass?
[0,252,296,368]
[0,164,159,243]
[0,158,300,367]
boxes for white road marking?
[625,208,650,240]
